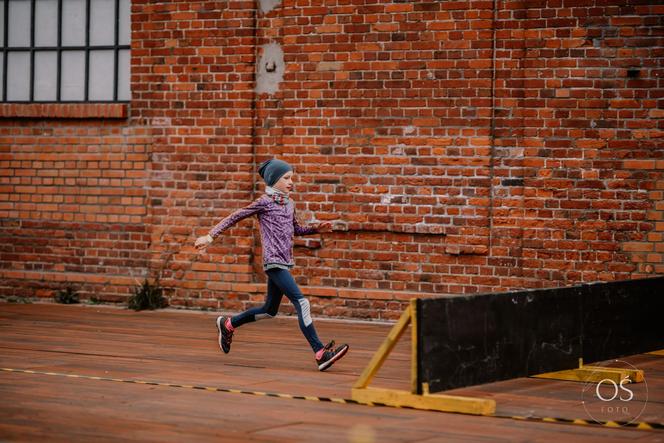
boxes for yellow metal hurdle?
[351,298,655,414]
[351,299,496,415]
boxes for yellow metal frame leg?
[351,299,496,415]
[532,358,645,383]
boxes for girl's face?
[273,171,294,194]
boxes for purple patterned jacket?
[208,195,318,267]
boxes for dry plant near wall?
[127,279,168,311]
[54,287,80,304]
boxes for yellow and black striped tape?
[1,367,662,431]
[0,367,359,405]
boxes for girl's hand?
[195,234,213,251]
[316,222,333,233]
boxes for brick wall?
[0,116,151,301]
[1,0,662,321]
[491,0,664,285]
[131,0,261,311]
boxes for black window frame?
[1,0,130,103]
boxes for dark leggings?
[230,268,324,353]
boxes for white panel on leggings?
[299,298,312,327]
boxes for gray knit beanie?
[258,158,292,186]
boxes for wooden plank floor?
[0,303,661,442]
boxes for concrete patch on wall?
[258,0,281,15]
[317,61,343,71]
[255,43,285,95]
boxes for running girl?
[194,158,349,371]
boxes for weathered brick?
[1,0,661,317]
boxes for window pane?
[62,0,86,46]
[35,0,59,47]
[7,51,30,101]
[0,54,4,97]
[34,51,58,101]
[90,0,115,46]
[0,2,5,46]
[119,0,130,45]
[61,50,84,100]
[118,48,129,100]
[89,49,113,100]
[8,0,31,47]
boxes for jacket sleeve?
[209,198,266,239]
[293,210,318,236]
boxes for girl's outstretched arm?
[195,198,267,250]
[293,213,332,236]
[209,198,268,238]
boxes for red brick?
[623,160,656,170]
[1,0,661,319]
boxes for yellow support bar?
[647,349,664,356]
[410,298,418,394]
[533,358,644,384]
[352,301,496,415]
[583,365,644,383]
[533,367,628,384]
[351,387,496,416]
[353,306,411,390]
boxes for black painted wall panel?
[582,278,664,363]
[417,277,664,393]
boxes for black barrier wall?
[417,276,664,393]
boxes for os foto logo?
[581,360,648,426]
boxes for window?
[1,0,130,103]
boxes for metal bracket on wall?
[350,299,496,415]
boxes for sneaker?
[316,340,349,371]
[216,316,233,354]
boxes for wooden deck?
[0,303,661,442]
